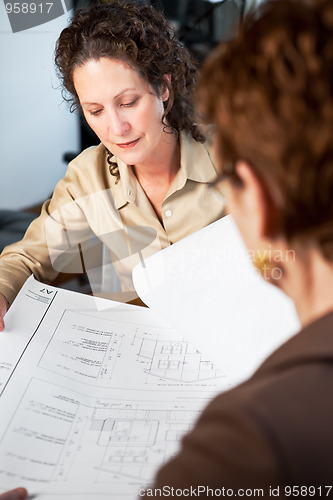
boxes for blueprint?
[0,276,229,499]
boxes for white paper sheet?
[0,277,228,499]
[133,215,300,387]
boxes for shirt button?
[165,209,173,218]
[128,189,135,200]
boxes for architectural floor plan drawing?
[38,308,227,391]
[1,377,203,493]
[0,277,229,499]
[135,334,225,385]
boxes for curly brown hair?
[54,0,204,144]
[198,0,333,261]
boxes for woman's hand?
[0,292,9,332]
[0,488,28,500]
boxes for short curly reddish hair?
[198,0,333,260]
[55,0,204,143]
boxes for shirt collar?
[109,155,137,210]
[165,131,217,196]
[179,130,217,183]
[109,131,217,209]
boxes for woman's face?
[73,57,170,168]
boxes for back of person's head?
[55,0,204,142]
[198,0,333,260]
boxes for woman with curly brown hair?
[0,1,224,328]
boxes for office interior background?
[0,0,263,213]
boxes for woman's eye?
[122,99,138,108]
[90,109,102,116]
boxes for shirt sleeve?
[0,153,98,304]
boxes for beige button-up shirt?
[0,132,225,303]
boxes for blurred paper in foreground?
[133,215,300,387]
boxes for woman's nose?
[107,110,130,137]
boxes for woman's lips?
[116,138,140,149]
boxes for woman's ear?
[234,161,281,240]
[227,161,280,251]
[161,74,171,101]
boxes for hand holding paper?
[0,293,9,332]
[0,488,27,500]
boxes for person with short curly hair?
[141,0,333,494]
[0,1,225,327]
